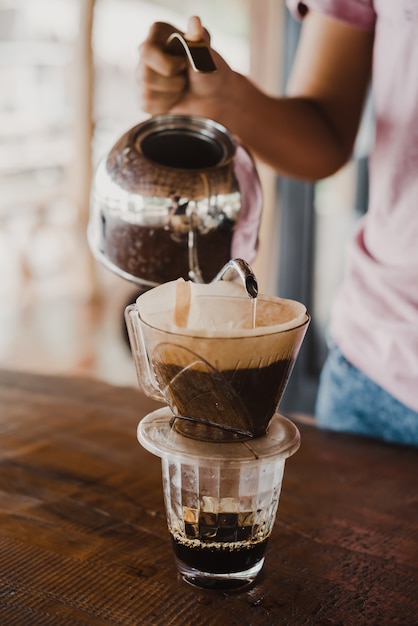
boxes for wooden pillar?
[70,0,97,300]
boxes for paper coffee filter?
[137,278,307,337]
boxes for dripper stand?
[137,407,300,590]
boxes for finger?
[185,16,204,42]
[147,21,180,45]
[138,82,182,115]
[139,40,187,77]
[136,65,187,114]
[136,63,187,94]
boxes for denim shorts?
[315,343,418,447]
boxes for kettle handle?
[124,305,165,403]
[165,32,217,73]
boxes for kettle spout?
[213,258,258,299]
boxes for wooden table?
[0,369,417,625]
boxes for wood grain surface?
[0,369,417,625]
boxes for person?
[135,3,418,447]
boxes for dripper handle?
[165,32,217,73]
[124,305,165,403]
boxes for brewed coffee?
[153,358,294,438]
[171,534,268,582]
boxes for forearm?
[217,72,352,180]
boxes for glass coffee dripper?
[126,264,310,588]
[126,268,309,441]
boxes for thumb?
[185,15,204,41]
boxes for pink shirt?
[287,0,418,411]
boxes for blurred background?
[0,0,372,412]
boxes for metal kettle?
[88,34,263,289]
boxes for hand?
[136,16,235,122]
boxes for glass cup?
[138,407,300,590]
